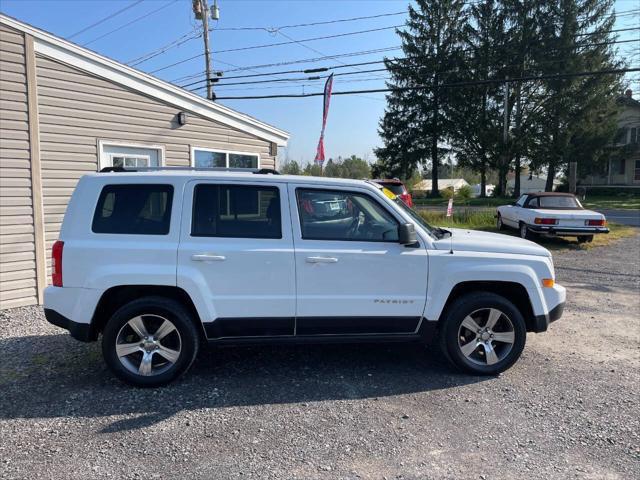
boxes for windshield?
[393,197,437,238]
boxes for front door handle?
[306,256,338,264]
[192,254,226,262]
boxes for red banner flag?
[314,74,334,164]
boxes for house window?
[98,141,164,170]
[635,160,640,181]
[631,128,638,144]
[191,147,260,169]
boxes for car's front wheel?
[519,222,534,240]
[102,296,200,387]
[496,214,505,231]
[439,292,527,375]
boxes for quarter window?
[516,195,528,207]
[92,184,173,235]
[296,189,399,242]
[192,148,259,169]
[192,184,281,239]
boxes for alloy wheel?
[457,308,516,366]
[115,314,182,376]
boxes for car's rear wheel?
[102,297,199,387]
[577,235,593,244]
[439,292,527,375]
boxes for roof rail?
[99,166,280,174]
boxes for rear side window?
[379,183,405,195]
[192,184,281,239]
[92,184,173,235]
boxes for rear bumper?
[44,308,94,342]
[528,225,609,236]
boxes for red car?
[371,179,413,207]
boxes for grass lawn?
[580,195,640,210]
[414,194,640,210]
[419,210,637,251]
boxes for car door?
[177,180,295,338]
[289,183,429,336]
[503,194,528,226]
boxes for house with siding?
[580,89,640,187]
[0,14,289,310]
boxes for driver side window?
[296,189,399,242]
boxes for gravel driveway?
[1,235,639,480]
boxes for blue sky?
[1,0,638,165]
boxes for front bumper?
[528,225,609,236]
[531,283,566,332]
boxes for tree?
[449,0,507,197]
[531,0,622,191]
[376,0,467,196]
[341,155,371,179]
[280,160,302,175]
[302,163,322,176]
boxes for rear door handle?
[306,256,338,264]
[191,254,226,262]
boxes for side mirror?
[398,223,417,245]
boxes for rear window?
[378,183,405,195]
[536,196,581,209]
[92,184,173,235]
[191,184,281,239]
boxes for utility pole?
[193,0,219,101]
[501,77,510,195]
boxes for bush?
[456,185,473,200]
[440,187,455,200]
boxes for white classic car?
[496,192,608,243]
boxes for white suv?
[44,168,565,387]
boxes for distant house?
[507,174,560,194]
[471,183,495,197]
[581,89,640,187]
[414,178,470,192]
[0,15,289,309]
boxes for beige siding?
[35,55,276,279]
[0,25,37,309]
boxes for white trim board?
[98,140,166,170]
[0,14,290,147]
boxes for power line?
[171,46,402,83]
[210,10,407,32]
[185,37,639,90]
[214,67,639,100]
[83,0,180,47]
[67,0,145,40]
[127,29,201,66]
[149,24,403,73]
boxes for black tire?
[577,235,593,244]
[496,214,506,231]
[102,296,200,387]
[519,222,534,240]
[438,292,527,375]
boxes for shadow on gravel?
[0,333,489,432]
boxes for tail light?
[401,193,413,208]
[52,240,64,287]
[586,219,606,226]
[534,218,558,225]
